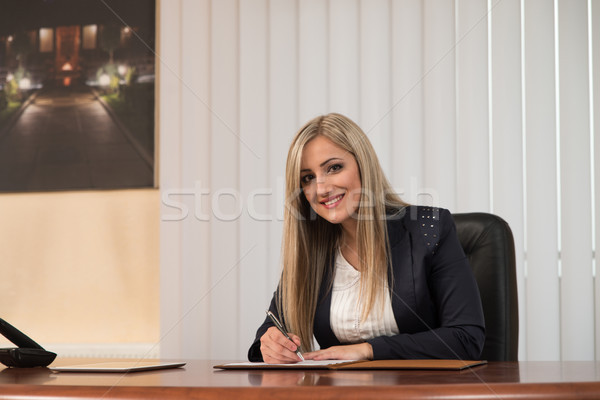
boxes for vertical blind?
[159,0,599,361]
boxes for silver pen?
[266,310,305,361]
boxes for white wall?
[0,189,160,358]
[159,0,600,361]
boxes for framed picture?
[0,0,155,192]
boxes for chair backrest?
[453,212,519,361]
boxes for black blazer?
[248,206,485,361]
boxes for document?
[214,359,486,370]
[214,359,357,369]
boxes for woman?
[248,113,485,363]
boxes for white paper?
[223,359,356,367]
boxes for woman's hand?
[260,326,303,364]
[303,342,373,361]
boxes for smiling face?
[300,136,362,231]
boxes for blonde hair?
[278,113,407,351]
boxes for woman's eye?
[301,174,314,184]
[328,164,342,173]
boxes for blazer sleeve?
[247,291,279,362]
[367,209,486,360]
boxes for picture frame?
[0,0,156,192]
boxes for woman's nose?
[315,176,331,196]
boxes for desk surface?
[1,359,599,399]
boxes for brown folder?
[214,359,487,370]
[331,359,487,370]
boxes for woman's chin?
[319,210,348,225]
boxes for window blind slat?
[558,0,595,361]
[180,0,212,359]
[209,0,240,359]
[359,0,392,175]
[159,0,184,359]
[423,0,457,209]
[329,0,359,121]
[523,0,561,361]
[268,0,297,292]
[239,0,269,360]
[391,0,424,199]
[490,0,526,361]
[592,0,600,362]
[455,0,490,213]
[298,0,328,124]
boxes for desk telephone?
[0,318,56,367]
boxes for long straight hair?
[278,113,407,351]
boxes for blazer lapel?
[388,217,423,333]
[313,259,340,349]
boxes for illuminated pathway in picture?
[0,85,153,192]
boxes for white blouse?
[329,249,399,344]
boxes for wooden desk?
[0,359,599,399]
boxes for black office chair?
[453,212,519,361]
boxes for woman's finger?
[260,327,302,363]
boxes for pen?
[266,310,305,361]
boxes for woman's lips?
[320,194,344,209]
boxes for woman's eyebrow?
[301,157,343,173]
[319,157,343,167]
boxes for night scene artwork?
[0,0,155,192]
